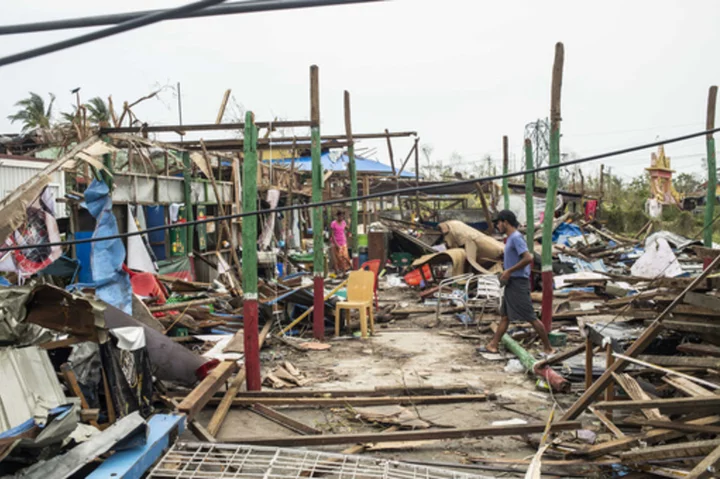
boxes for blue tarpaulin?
[268,153,416,177]
[552,222,584,246]
[68,180,132,314]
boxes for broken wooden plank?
[613,353,720,390]
[187,420,217,443]
[250,404,321,435]
[594,396,720,414]
[663,320,720,336]
[148,297,220,313]
[219,394,493,408]
[232,385,472,398]
[620,438,720,464]
[622,419,720,435]
[222,421,581,447]
[588,406,625,439]
[206,321,272,436]
[61,363,100,428]
[579,415,720,458]
[612,372,666,421]
[177,360,238,420]
[677,343,720,358]
[684,291,720,312]
[686,443,720,479]
[662,376,716,397]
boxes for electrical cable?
[1,125,720,253]
[0,0,384,36]
[0,0,228,68]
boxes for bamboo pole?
[242,111,261,391]
[502,135,510,210]
[345,91,358,268]
[414,138,421,221]
[705,86,718,254]
[524,139,535,249]
[540,42,564,333]
[310,65,324,340]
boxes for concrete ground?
[190,284,592,478]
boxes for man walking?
[486,210,556,355]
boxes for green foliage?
[86,97,110,126]
[7,92,55,131]
[674,172,701,195]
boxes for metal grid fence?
[148,442,492,479]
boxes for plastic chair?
[360,259,381,309]
[464,274,502,323]
[335,269,375,338]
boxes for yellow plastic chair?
[334,269,375,338]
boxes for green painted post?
[310,65,324,340]
[704,86,718,252]
[181,151,195,257]
[540,42,564,332]
[344,91,358,268]
[502,135,510,210]
[242,111,261,390]
[524,139,535,249]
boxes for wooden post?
[362,176,369,231]
[242,111,261,391]
[585,336,593,391]
[605,342,615,420]
[599,164,605,214]
[502,135,510,210]
[385,128,401,215]
[345,91,358,269]
[704,86,718,255]
[215,89,231,124]
[310,65,324,341]
[540,42,564,333]
[414,138,421,221]
[476,182,493,233]
[181,151,195,269]
[283,142,296,276]
[524,139,534,250]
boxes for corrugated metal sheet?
[0,346,68,433]
[0,158,66,218]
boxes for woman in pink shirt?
[330,210,351,274]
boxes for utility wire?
[0,0,384,36]
[0,0,228,68]
[2,126,720,253]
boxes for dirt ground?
[195,284,588,477]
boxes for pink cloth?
[330,220,347,246]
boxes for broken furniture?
[334,269,375,338]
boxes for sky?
[1,0,720,184]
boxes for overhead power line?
[0,0,384,36]
[0,0,228,68]
[2,126,720,253]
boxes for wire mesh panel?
[148,442,492,479]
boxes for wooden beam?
[662,376,715,397]
[102,120,312,134]
[177,360,238,420]
[221,421,581,447]
[580,415,720,458]
[206,321,272,436]
[475,182,493,232]
[562,251,720,421]
[535,343,587,371]
[588,406,624,438]
[585,336,594,392]
[220,393,493,408]
[215,89,232,124]
[234,385,471,398]
[623,419,720,435]
[639,355,720,369]
[614,353,720,390]
[612,373,666,421]
[594,396,720,413]
[148,297,218,313]
[61,363,100,429]
[620,439,720,464]
[687,443,720,479]
[188,420,217,443]
[677,343,720,358]
[250,404,322,435]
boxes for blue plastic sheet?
[552,222,584,246]
[68,180,132,314]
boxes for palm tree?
[7,92,55,131]
[86,97,110,127]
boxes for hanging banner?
[1,187,62,278]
